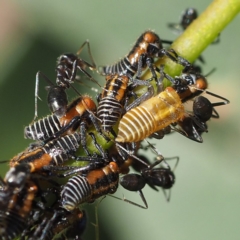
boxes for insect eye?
[182,73,196,85]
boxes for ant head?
[182,65,208,88]
[181,8,198,29]
[57,53,77,66]
[179,71,208,101]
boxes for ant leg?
[149,126,172,140]
[212,108,220,118]
[60,156,107,177]
[88,132,108,160]
[149,155,179,171]
[198,55,205,64]
[145,140,167,164]
[195,91,229,119]
[136,55,158,86]
[68,56,101,88]
[76,64,101,87]
[205,90,230,107]
[125,84,154,111]
[162,188,172,202]
[146,57,158,81]
[205,67,216,77]
[160,48,192,68]
[79,121,91,156]
[34,72,41,121]
[68,59,78,82]
[173,119,204,143]
[109,191,148,209]
[116,143,150,168]
[158,48,178,62]
[161,39,173,45]
[76,40,96,70]
[165,156,179,172]
[136,54,145,78]
[116,143,130,161]
[34,71,54,122]
[157,65,176,85]
[211,34,220,44]
[88,112,111,142]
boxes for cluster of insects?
[0,8,229,240]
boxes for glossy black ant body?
[117,155,176,209]
[176,95,221,142]
[160,66,229,142]
[106,140,177,208]
[168,8,198,34]
[34,40,99,120]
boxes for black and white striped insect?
[10,132,92,173]
[97,73,153,135]
[61,161,120,211]
[24,95,101,155]
[98,30,180,81]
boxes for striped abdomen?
[0,182,37,240]
[116,87,185,142]
[24,114,61,141]
[10,133,81,172]
[99,57,136,77]
[97,74,129,131]
[99,31,161,76]
[24,95,96,141]
[98,97,123,131]
[61,162,119,211]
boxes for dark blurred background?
[0,1,239,239]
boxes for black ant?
[34,40,100,120]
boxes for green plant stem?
[144,0,240,78]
